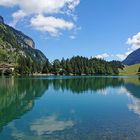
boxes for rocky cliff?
[6,24,35,49]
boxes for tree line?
[42,56,124,75]
[0,56,124,76]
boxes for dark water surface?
[0,76,140,140]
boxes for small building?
[0,63,15,72]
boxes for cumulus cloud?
[67,0,80,11]
[0,0,18,7]
[10,10,26,27]
[0,0,80,36]
[0,0,80,14]
[30,15,74,36]
[116,32,140,60]
[127,32,140,51]
[116,51,132,60]
[116,54,126,60]
[95,53,109,59]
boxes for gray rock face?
[0,16,4,24]
[14,30,36,49]
[9,26,36,49]
[24,38,35,49]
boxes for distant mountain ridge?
[123,48,140,65]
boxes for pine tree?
[50,56,123,76]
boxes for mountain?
[0,16,48,74]
[123,48,140,65]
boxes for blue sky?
[0,0,140,61]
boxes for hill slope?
[123,48,140,65]
[119,63,140,75]
[0,16,48,74]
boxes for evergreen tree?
[50,56,124,76]
[42,59,50,74]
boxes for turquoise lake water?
[0,76,140,140]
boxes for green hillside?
[0,18,48,75]
[119,64,140,75]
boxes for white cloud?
[0,0,18,7]
[0,0,80,37]
[10,10,26,27]
[116,54,126,60]
[31,15,74,36]
[116,51,132,60]
[67,0,80,11]
[116,32,140,60]
[95,53,109,59]
[127,32,140,51]
[0,0,80,14]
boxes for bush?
[0,69,2,75]
[3,69,12,76]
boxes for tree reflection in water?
[0,76,140,136]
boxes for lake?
[0,76,140,140]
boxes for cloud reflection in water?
[30,114,75,135]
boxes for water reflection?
[30,114,74,135]
[0,78,49,131]
[50,77,124,93]
[7,114,75,140]
[123,84,140,116]
[0,76,140,139]
[128,96,140,116]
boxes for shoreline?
[0,74,139,79]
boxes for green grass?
[119,64,140,75]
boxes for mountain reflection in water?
[0,76,140,140]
